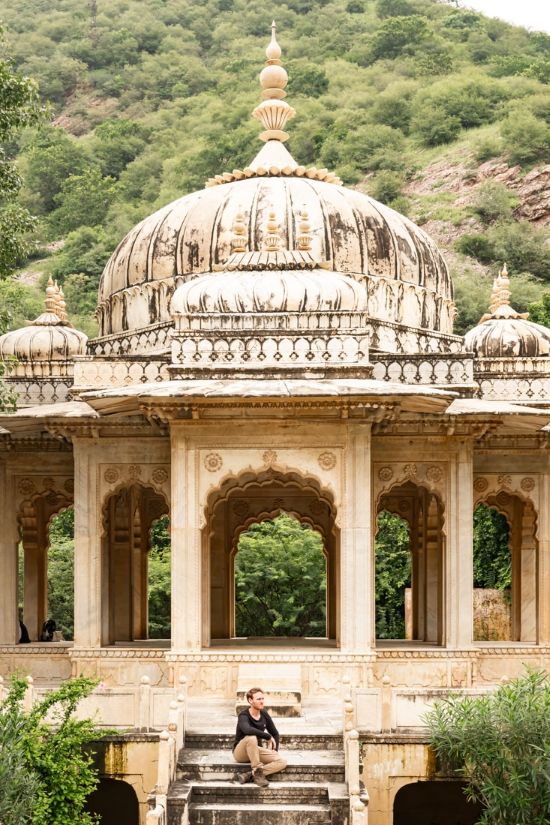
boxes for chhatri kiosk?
[1,25,550,823]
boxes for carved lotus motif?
[104,468,120,485]
[262,450,278,466]
[378,467,393,482]
[318,451,337,471]
[204,453,223,472]
[520,477,535,492]
[18,478,36,497]
[152,468,168,486]
[425,465,443,484]
[474,477,488,492]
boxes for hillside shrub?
[500,110,550,164]
[370,169,405,204]
[426,669,550,825]
[529,292,550,327]
[368,15,430,62]
[470,181,518,224]
[375,0,414,18]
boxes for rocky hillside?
[1,0,549,335]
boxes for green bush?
[426,669,550,825]
[343,123,406,172]
[370,169,405,204]
[470,180,518,224]
[375,511,411,639]
[455,232,494,262]
[528,292,550,327]
[412,107,461,145]
[368,15,430,62]
[0,675,103,825]
[500,110,550,165]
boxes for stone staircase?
[168,732,348,824]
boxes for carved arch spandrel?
[374,462,447,514]
[99,464,170,511]
[202,466,339,530]
[473,474,538,510]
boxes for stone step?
[185,732,343,751]
[189,780,329,805]
[188,802,331,824]
[177,749,345,784]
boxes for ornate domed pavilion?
[0,24,550,825]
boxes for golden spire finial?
[264,209,281,251]
[231,209,248,254]
[252,23,296,143]
[297,206,313,251]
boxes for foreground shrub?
[426,669,550,825]
[0,675,102,825]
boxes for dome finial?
[489,263,512,315]
[45,275,57,314]
[297,206,313,251]
[252,23,295,143]
[231,209,248,254]
[264,208,281,252]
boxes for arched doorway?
[474,492,537,642]
[101,484,169,645]
[377,481,445,644]
[234,513,327,638]
[394,781,483,825]
[204,469,338,645]
[86,778,139,825]
[17,488,72,641]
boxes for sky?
[464,0,550,34]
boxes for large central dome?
[94,24,456,357]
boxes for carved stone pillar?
[538,471,550,644]
[447,439,474,648]
[0,460,19,644]
[341,422,373,651]
[171,427,201,650]
[73,438,102,648]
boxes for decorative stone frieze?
[473,473,538,504]
[100,463,170,504]
[374,461,447,503]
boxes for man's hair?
[246,687,264,702]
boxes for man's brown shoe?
[252,767,269,787]
[237,770,252,784]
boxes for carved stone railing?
[4,377,74,405]
[343,677,368,824]
[73,356,170,391]
[474,357,550,401]
[146,681,186,825]
[87,322,172,357]
[171,311,371,377]
[371,352,475,390]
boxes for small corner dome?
[0,280,88,364]
[463,269,550,358]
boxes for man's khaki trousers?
[233,735,287,776]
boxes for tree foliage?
[235,513,326,638]
[0,675,102,825]
[375,511,411,639]
[0,34,41,277]
[426,669,550,825]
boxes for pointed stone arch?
[377,479,445,644]
[203,468,339,645]
[475,490,538,643]
[17,488,73,641]
[100,482,169,645]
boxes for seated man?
[232,686,287,787]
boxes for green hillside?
[1,0,549,336]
